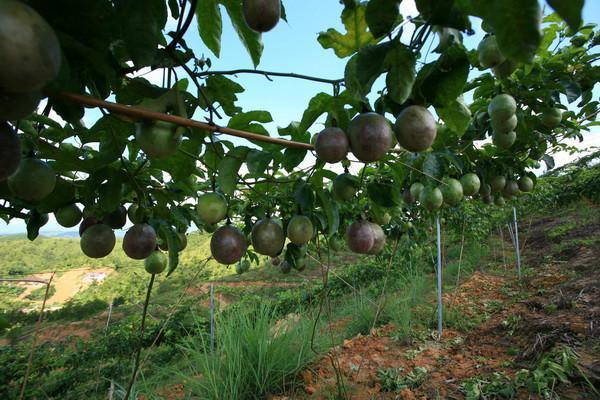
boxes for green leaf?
[246,149,272,176]
[385,43,417,105]
[417,45,469,106]
[546,0,583,31]
[151,138,203,181]
[365,0,400,38]
[357,42,393,92]
[422,153,442,181]
[436,98,472,137]
[168,0,180,19]
[98,170,124,213]
[202,75,244,116]
[416,0,471,30]
[217,146,250,195]
[228,110,273,136]
[294,181,315,211]
[315,188,340,237]
[367,181,401,207]
[219,0,264,66]
[26,210,46,242]
[282,148,307,172]
[561,81,582,103]
[299,93,334,133]
[318,4,379,58]
[159,223,180,276]
[196,0,223,57]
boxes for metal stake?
[436,216,443,339]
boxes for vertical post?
[105,300,113,332]
[499,226,506,268]
[210,283,215,355]
[436,216,443,339]
[513,207,522,280]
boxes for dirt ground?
[289,210,600,399]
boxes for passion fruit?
[367,223,386,255]
[251,218,285,256]
[315,127,349,163]
[346,220,375,254]
[144,250,168,274]
[0,122,21,181]
[518,176,534,192]
[491,114,517,134]
[242,0,281,33]
[197,192,228,225]
[488,94,517,121]
[394,106,437,152]
[460,173,481,197]
[490,176,506,193]
[0,90,41,120]
[479,183,492,197]
[135,121,182,158]
[104,205,127,229]
[403,188,416,204]
[55,204,82,228]
[410,182,424,200]
[492,131,516,149]
[494,196,506,207]
[332,173,358,201]
[8,158,56,202]
[127,204,144,224]
[503,180,519,197]
[492,59,518,78]
[123,223,157,260]
[419,187,443,212]
[271,256,281,266]
[80,224,116,259]
[211,225,247,265]
[477,36,505,68]
[541,108,562,128]
[280,260,292,274]
[347,112,393,162]
[79,217,99,236]
[441,178,463,207]
[0,0,61,93]
[287,215,314,245]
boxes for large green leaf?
[315,188,340,237]
[436,98,472,137]
[217,146,250,195]
[246,149,272,176]
[385,43,416,105]
[282,148,307,172]
[202,75,244,116]
[219,0,264,66]
[299,93,334,133]
[196,0,223,57]
[367,181,402,207]
[318,4,379,58]
[416,0,471,30]
[417,45,469,106]
[365,0,401,38]
[546,0,583,31]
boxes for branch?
[196,69,345,85]
[55,91,314,150]
[164,0,198,54]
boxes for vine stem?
[123,273,156,400]
[196,69,345,85]
[55,91,314,150]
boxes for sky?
[1,0,599,235]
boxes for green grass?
[25,284,56,301]
[547,221,579,240]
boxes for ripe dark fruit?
[477,36,505,68]
[403,188,415,204]
[8,158,56,202]
[490,176,506,193]
[482,194,494,205]
[211,225,247,265]
[503,180,519,197]
[271,256,281,266]
[541,108,562,128]
[488,94,517,121]
[104,205,127,229]
[492,131,516,149]
[518,176,534,192]
[346,221,375,254]
[332,173,358,201]
[491,114,517,134]
[315,127,349,163]
[135,121,182,158]
[80,224,116,259]
[287,215,314,245]
[347,112,393,162]
[242,0,281,32]
[236,260,251,274]
[441,178,463,207]
[0,1,61,93]
[204,224,217,233]
[460,173,481,196]
[55,204,82,228]
[79,217,99,236]
[419,187,443,212]
[394,106,437,152]
[368,223,386,255]
[0,122,21,181]
[280,261,292,274]
[293,256,307,272]
[123,223,157,260]
[252,218,285,256]
[0,90,41,120]
[144,251,167,274]
[127,204,144,224]
[197,192,228,225]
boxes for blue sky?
[1,0,599,235]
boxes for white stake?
[513,207,522,280]
[436,215,443,339]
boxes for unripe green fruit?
[144,251,167,274]
[494,196,506,207]
[332,173,358,201]
[373,212,391,226]
[394,106,437,152]
[492,131,516,149]
[419,187,443,212]
[541,108,562,128]
[503,180,519,197]
[287,215,314,245]
[493,59,518,78]
[236,260,251,274]
[491,114,517,134]
[0,122,21,181]
[135,121,182,158]
[488,94,517,121]
[441,178,463,207]
[8,158,56,202]
[55,204,82,228]
[410,182,424,200]
[460,173,481,197]
[518,176,534,192]
[490,176,506,193]
[479,183,492,197]
[197,193,228,225]
[477,36,506,68]
[80,224,116,259]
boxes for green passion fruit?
[490,176,506,193]
[480,183,492,197]
[332,173,358,201]
[0,90,41,120]
[410,182,424,200]
[441,178,464,207]
[394,106,437,152]
[287,215,314,246]
[0,0,61,93]
[492,59,518,78]
[123,223,157,260]
[280,260,292,274]
[144,250,168,274]
[492,131,516,149]
[242,0,281,33]
[235,260,251,275]
[488,94,517,121]
[8,158,56,202]
[55,204,82,228]
[197,192,228,225]
[541,108,563,128]
[518,176,534,192]
[347,112,393,162]
[491,114,517,134]
[0,122,21,181]
[346,220,375,254]
[494,196,506,207]
[482,194,494,205]
[503,180,519,197]
[80,224,116,259]
[315,127,349,163]
[211,225,247,265]
[419,187,443,212]
[127,204,144,224]
[135,120,183,159]
[252,218,285,256]
[460,173,481,197]
[477,35,505,68]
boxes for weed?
[378,366,428,392]
[547,222,578,240]
[462,372,516,399]
[501,314,521,336]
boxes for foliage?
[378,366,429,392]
